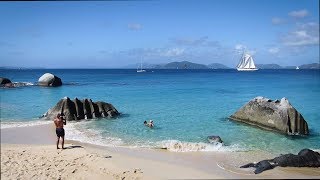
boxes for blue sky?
[0,0,319,68]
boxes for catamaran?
[236,52,258,71]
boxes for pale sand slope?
[1,143,141,180]
[1,143,220,180]
[1,124,320,179]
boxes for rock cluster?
[240,149,320,174]
[42,97,119,121]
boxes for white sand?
[1,124,319,179]
[1,144,137,180]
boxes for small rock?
[207,135,223,143]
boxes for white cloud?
[235,44,246,54]
[268,47,280,54]
[235,44,246,51]
[163,48,185,57]
[272,17,286,25]
[128,23,142,30]
[247,50,257,55]
[114,47,186,59]
[234,44,257,55]
[288,9,308,18]
[282,22,319,46]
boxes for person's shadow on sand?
[64,145,84,149]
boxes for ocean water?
[1,69,320,154]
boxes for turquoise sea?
[1,69,320,154]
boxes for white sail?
[237,52,245,68]
[237,53,258,71]
[137,58,146,72]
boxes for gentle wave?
[61,121,245,152]
[0,82,34,88]
[0,120,51,129]
[157,140,247,152]
[64,121,124,147]
[58,122,248,152]
[14,82,34,86]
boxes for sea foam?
[64,121,124,147]
[12,82,34,87]
[0,120,51,129]
[158,140,247,152]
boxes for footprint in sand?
[134,168,143,173]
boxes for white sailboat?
[236,52,258,71]
[137,59,146,73]
[296,66,299,70]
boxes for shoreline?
[1,124,320,179]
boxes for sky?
[0,0,319,68]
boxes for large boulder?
[229,97,309,135]
[42,97,120,121]
[0,77,12,85]
[240,149,320,174]
[38,73,62,87]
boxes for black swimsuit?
[56,128,65,137]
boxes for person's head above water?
[144,121,147,124]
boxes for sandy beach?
[1,123,319,179]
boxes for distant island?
[0,66,46,70]
[256,63,320,69]
[207,63,232,69]
[1,62,319,70]
[298,63,320,69]
[123,61,320,70]
[163,61,208,69]
[123,61,231,69]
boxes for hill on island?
[299,63,320,69]
[122,61,231,69]
[207,63,232,69]
[256,63,319,69]
[163,61,208,69]
[256,64,283,69]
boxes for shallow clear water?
[1,69,320,153]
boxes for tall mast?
[237,50,246,68]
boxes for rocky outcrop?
[42,97,119,121]
[38,73,62,87]
[0,77,12,85]
[207,136,223,143]
[240,149,320,174]
[229,97,309,135]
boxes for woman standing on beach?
[54,113,66,149]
